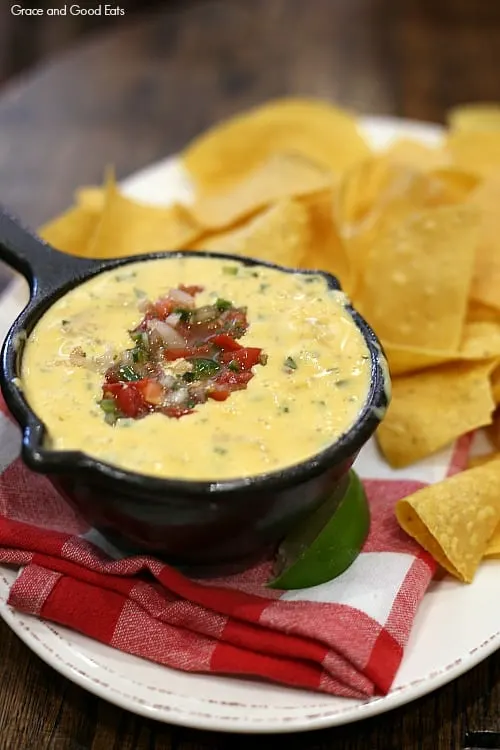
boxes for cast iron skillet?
[0,207,390,571]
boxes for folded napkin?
[0,395,450,698]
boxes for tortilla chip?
[448,103,500,132]
[384,321,500,376]
[190,152,333,230]
[182,98,370,193]
[491,365,500,404]
[447,130,500,176]
[396,460,500,582]
[459,321,500,359]
[468,174,500,312]
[468,452,500,470]
[39,205,101,258]
[383,344,452,377]
[75,186,105,211]
[382,139,448,170]
[298,189,351,292]
[426,168,480,204]
[484,520,500,557]
[484,408,500,451]
[191,199,310,268]
[338,162,480,301]
[377,360,496,468]
[467,300,500,324]
[356,205,479,351]
[88,177,201,258]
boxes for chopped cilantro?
[118,365,141,382]
[223,266,238,276]
[228,360,240,372]
[284,356,297,370]
[335,379,350,388]
[216,298,232,312]
[131,347,146,364]
[114,270,137,281]
[174,307,191,322]
[184,358,221,381]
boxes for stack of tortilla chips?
[40,99,500,583]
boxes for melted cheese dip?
[21,256,372,480]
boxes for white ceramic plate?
[1,116,499,734]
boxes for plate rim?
[3,113,499,735]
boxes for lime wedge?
[268,470,370,590]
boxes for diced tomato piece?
[208,386,231,401]
[164,347,193,361]
[209,334,243,352]
[164,344,213,361]
[153,298,176,319]
[137,380,164,405]
[221,347,262,370]
[103,382,147,418]
[178,284,204,296]
[163,405,195,418]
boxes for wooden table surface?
[1,0,500,748]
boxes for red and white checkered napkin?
[0,395,470,699]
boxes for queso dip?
[21,256,373,480]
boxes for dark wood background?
[1,0,500,748]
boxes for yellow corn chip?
[298,189,351,292]
[39,205,101,258]
[182,98,370,193]
[357,205,479,351]
[377,361,496,468]
[75,186,105,211]
[190,152,333,230]
[484,409,500,451]
[383,344,452,377]
[384,322,500,376]
[191,199,310,268]
[467,299,500,324]
[88,177,201,258]
[468,174,500,312]
[491,365,500,404]
[447,130,500,176]
[468,452,500,470]
[484,520,500,557]
[382,139,448,170]
[396,460,500,582]
[448,103,500,132]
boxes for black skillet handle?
[0,206,99,298]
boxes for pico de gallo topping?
[99,284,267,423]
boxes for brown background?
[1,1,500,748]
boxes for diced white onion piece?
[167,288,195,308]
[159,372,176,388]
[165,312,181,327]
[194,306,217,323]
[168,387,189,405]
[147,319,185,348]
